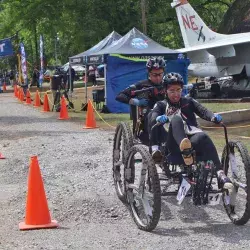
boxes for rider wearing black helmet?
[116,57,166,143]
[148,72,233,191]
[116,56,166,108]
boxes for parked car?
[61,62,86,80]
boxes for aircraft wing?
[178,33,250,53]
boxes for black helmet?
[146,57,166,71]
[163,72,184,87]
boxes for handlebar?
[131,84,194,98]
[219,122,229,147]
[151,120,229,147]
[130,86,156,97]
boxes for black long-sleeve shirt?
[115,79,165,109]
[149,97,214,129]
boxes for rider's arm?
[115,84,139,104]
[148,101,166,128]
[190,98,214,121]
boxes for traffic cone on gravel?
[19,156,58,230]
[83,99,98,129]
[42,93,50,112]
[25,90,32,105]
[0,152,5,159]
[33,90,41,107]
[58,96,69,120]
[14,85,17,97]
[17,88,20,99]
[3,82,7,91]
[19,88,24,102]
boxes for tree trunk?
[218,0,250,34]
[141,0,147,34]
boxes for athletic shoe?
[152,150,163,163]
[179,138,193,165]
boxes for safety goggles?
[167,88,182,94]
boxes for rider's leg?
[139,112,150,145]
[168,116,193,165]
[189,132,233,189]
[150,125,167,162]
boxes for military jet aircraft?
[171,0,250,79]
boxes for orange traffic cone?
[25,90,32,105]
[16,88,20,99]
[0,152,5,159]
[19,156,58,230]
[2,82,7,91]
[18,88,21,100]
[42,93,50,112]
[83,99,98,129]
[58,96,69,120]
[20,88,24,102]
[33,90,41,107]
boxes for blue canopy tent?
[88,28,190,113]
[68,31,122,98]
[69,31,122,65]
[106,55,189,113]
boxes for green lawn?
[201,103,250,112]
[28,89,250,152]
[65,98,250,128]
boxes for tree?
[0,0,247,73]
[218,0,250,33]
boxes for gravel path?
[0,93,250,250]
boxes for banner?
[20,43,28,84]
[0,38,13,57]
[39,35,44,87]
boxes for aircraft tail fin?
[171,0,226,48]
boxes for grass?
[32,86,250,128]
[207,129,250,153]
[16,85,250,152]
[26,85,250,153]
[200,103,250,112]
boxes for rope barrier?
[89,100,116,129]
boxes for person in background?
[30,66,40,87]
[67,66,75,92]
[88,65,97,87]
[9,70,14,87]
[116,57,166,144]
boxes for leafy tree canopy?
[0,0,246,73]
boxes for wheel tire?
[113,122,134,203]
[125,144,161,231]
[221,140,250,225]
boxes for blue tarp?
[106,55,190,113]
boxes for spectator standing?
[67,66,75,92]
[9,70,14,87]
[88,65,97,87]
[30,66,40,87]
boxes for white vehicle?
[171,0,250,79]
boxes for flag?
[39,35,44,87]
[20,43,28,84]
[0,38,13,57]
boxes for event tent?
[69,31,122,65]
[89,28,178,61]
[86,27,190,113]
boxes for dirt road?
[0,93,249,250]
